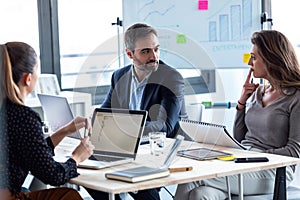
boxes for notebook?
[37,93,81,139]
[105,135,184,183]
[78,108,148,169]
[179,119,247,150]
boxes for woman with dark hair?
[0,42,94,200]
[174,30,300,199]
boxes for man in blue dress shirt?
[87,23,186,200]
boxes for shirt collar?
[131,65,152,84]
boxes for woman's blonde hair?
[0,42,37,106]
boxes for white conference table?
[56,137,300,200]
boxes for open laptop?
[37,93,81,139]
[78,108,148,169]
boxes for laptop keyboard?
[90,155,126,162]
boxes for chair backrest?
[177,103,205,141]
[185,103,205,121]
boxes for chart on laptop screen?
[91,112,144,154]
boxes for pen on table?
[168,166,193,173]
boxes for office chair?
[226,165,300,200]
[176,103,205,141]
[185,103,204,122]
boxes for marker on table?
[169,166,193,173]
[217,156,236,161]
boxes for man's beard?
[136,60,159,73]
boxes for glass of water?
[149,132,166,156]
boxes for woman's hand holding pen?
[50,116,92,147]
[72,137,94,165]
[72,117,94,165]
[74,117,91,136]
[238,69,259,109]
[63,116,91,137]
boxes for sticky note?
[198,0,208,10]
[243,53,251,63]
[176,34,187,44]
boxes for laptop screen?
[91,108,147,158]
[37,94,80,139]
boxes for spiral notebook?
[179,119,247,150]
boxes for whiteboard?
[123,0,262,69]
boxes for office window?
[57,0,123,90]
[272,0,300,55]
[0,0,40,60]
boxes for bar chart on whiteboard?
[123,0,262,69]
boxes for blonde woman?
[0,42,94,200]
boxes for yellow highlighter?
[217,156,236,161]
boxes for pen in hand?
[83,128,87,138]
[83,128,91,137]
[83,118,91,138]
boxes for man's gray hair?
[124,23,158,51]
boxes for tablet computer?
[177,147,232,160]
